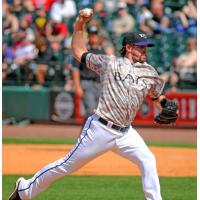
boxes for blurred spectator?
[72,25,105,119]
[35,5,47,18]
[140,0,173,35]
[21,0,36,27]
[19,16,35,42]
[104,0,117,13]
[93,0,109,28]
[12,0,24,18]
[34,38,65,86]
[33,6,48,39]
[23,0,36,19]
[2,43,15,81]
[63,53,74,91]
[100,34,115,55]
[14,39,38,84]
[174,0,197,37]
[3,5,19,35]
[22,0,35,15]
[138,5,154,35]
[49,41,64,64]
[46,41,65,84]
[112,2,135,36]
[2,43,15,68]
[32,0,56,11]
[34,18,47,39]
[162,38,197,92]
[49,0,63,23]
[63,0,77,18]
[88,19,109,38]
[50,0,77,22]
[11,26,26,50]
[34,38,50,86]
[88,19,115,55]
[46,19,68,42]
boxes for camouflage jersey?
[83,53,165,126]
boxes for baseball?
[81,8,92,17]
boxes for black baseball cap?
[122,32,154,47]
[87,26,98,34]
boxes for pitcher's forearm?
[72,9,93,62]
[72,20,88,62]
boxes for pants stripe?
[18,118,93,192]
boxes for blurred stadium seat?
[164,0,188,10]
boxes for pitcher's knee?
[148,152,156,163]
[140,152,157,169]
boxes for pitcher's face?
[126,44,147,63]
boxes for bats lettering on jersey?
[114,72,136,83]
[114,72,148,91]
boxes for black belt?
[98,117,129,132]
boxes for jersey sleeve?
[82,53,112,74]
[148,76,165,100]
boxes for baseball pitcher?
[9,8,178,200]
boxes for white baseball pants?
[18,114,162,200]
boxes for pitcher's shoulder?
[132,62,160,77]
[144,62,159,74]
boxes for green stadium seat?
[175,33,189,55]
[164,0,188,10]
[64,17,77,34]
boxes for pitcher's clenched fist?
[76,8,93,24]
[80,8,93,17]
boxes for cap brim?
[88,32,98,34]
[134,41,155,47]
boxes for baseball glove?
[154,98,178,125]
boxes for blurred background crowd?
[2,0,197,93]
